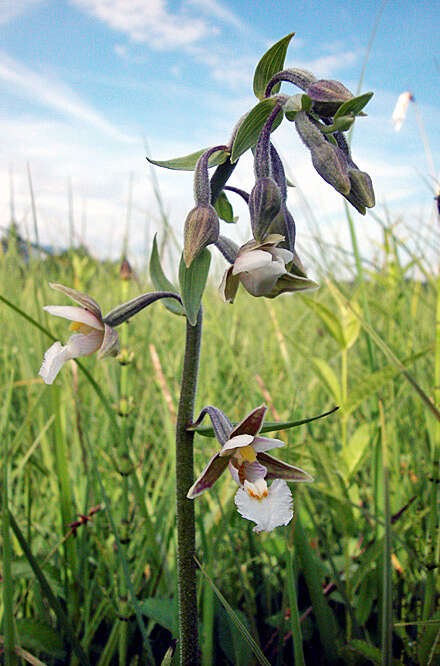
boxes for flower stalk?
[175,308,203,665]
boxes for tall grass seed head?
[392,91,414,132]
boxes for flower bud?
[118,348,134,366]
[249,177,282,242]
[310,141,350,195]
[295,112,350,194]
[117,396,134,417]
[267,205,296,253]
[119,258,133,280]
[183,204,219,267]
[307,79,353,117]
[345,168,375,214]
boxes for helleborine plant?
[34,32,374,665]
[188,405,313,532]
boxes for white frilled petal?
[39,330,104,385]
[43,306,104,330]
[252,436,285,453]
[232,249,272,275]
[39,342,75,385]
[239,261,284,297]
[234,479,293,533]
[220,434,254,455]
[268,247,293,267]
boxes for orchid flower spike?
[39,283,120,385]
[188,405,313,533]
[219,234,317,302]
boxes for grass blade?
[195,556,271,666]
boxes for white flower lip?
[235,479,293,533]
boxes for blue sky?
[1,0,439,268]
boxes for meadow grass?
[0,214,439,665]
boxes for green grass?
[0,221,439,665]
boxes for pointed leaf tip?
[253,33,295,100]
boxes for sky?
[1,0,439,271]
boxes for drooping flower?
[392,91,414,132]
[187,405,313,533]
[39,283,120,385]
[219,234,317,303]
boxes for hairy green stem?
[176,308,202,665]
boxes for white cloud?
[0,51,134,142]
[187,0,253,37]
[297,51,360,79]
[70,0,211,49]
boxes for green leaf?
[16,619,66,659]
[302,297,346,349]
[310,357,342,404]
[231,98,283,163]
[293,516,339,663]
[214,191,235,223]
[149,235,185,316]
[140,598,177,636]
[334,92,374,120]
[343,423,373,477]
[179,249,211,326]
[191,406,339,437]
[147,148,229,171]
[253,32,295,99]
[342,639,382,665]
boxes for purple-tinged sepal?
[230,404,267,438]
[258,452,314,482]
[215,235,239,264]
[189,405,233,446]
[187,452,230,499]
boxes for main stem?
[175,308,202,665]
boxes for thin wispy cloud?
[70,0,211,49]
[298,51,359,78]
[187,0,261,41]
[0,0,42,25]
[0,51,135,142]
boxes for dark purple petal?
[187,452,230,498]
[230,404,267,438]
[257,452,314,482]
